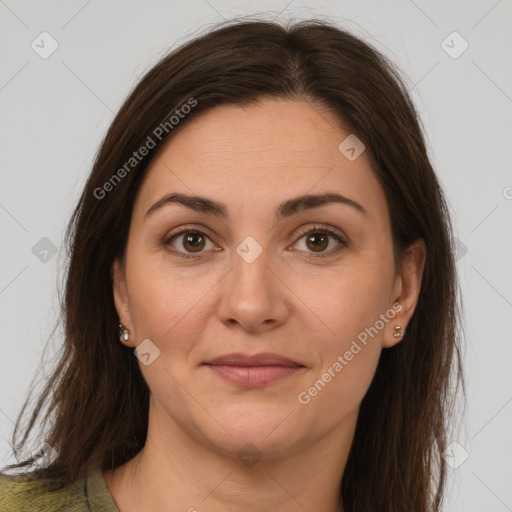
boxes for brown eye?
[181,232,206,252]
[163,229,216,258]
[305,232,330,252]
[293,225,347,259]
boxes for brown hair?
[3,17,465,511]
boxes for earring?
[119,323,130,343]
[393,325,404,338]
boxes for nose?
[216,245,290,333]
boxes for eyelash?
[162,224,347,260]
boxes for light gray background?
[1,1,511,511]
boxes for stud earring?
[119,323,130,343]
[393,325,404,338]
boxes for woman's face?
[113,98,424,460]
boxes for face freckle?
[112,98,400,460]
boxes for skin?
[104,98,426,512]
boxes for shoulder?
[0,470,89,512]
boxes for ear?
[383,239,426,348]
[112,258,133,343]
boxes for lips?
[203,352,305,387]
[204,352,303,367]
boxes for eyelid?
[292,223,347,245]
[162,224,218,258]
[290,223,347,259]
[162,223,348,259]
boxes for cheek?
[300,347,379,423]
[303,287,385,417]
[311,260,393,340]
[125,254,219,347]
[302,258,392,398]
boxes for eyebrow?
[145,191,368,222]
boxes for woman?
[0,17,464,512]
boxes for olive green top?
[0,467,119,511]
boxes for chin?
[192,409,309,461]
[212,431,301,463]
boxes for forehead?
[134,98,388,225]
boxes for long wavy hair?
[3,17,465,512]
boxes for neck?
[104,404,357,512]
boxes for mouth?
[202,352,306,387]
